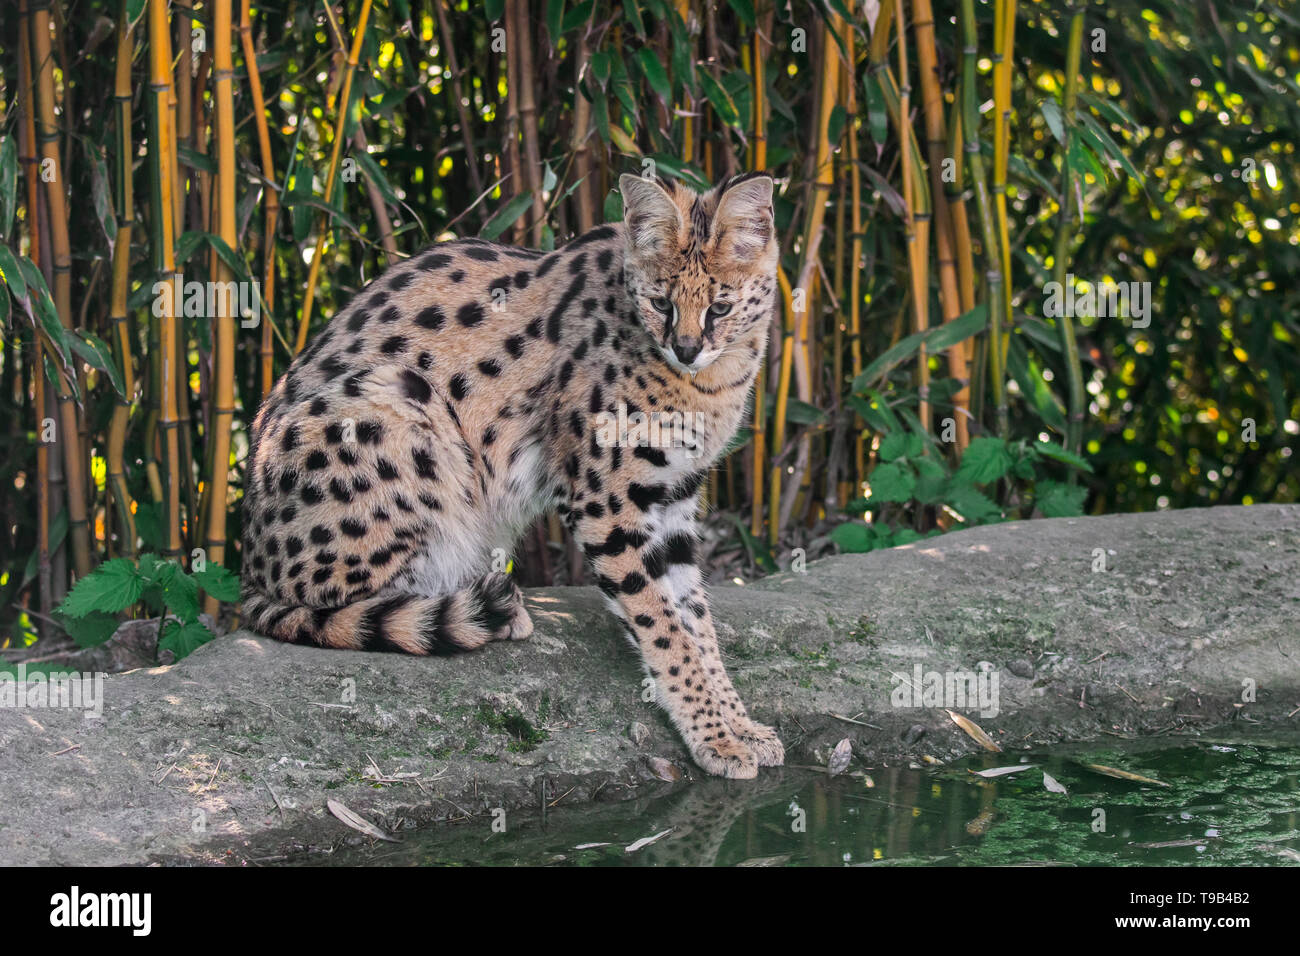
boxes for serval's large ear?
[620,173,683,255]
[711,173,775,263]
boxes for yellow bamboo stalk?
[30,0,92,579]
[240,0,280,399]
[914,0,969,449]
[768,266,796,547]
[896,0,932,433]
[748,19,769,538]
[296,0,374,354]
[148,0,184,560]
[107,0,138,558]
[201,0,238,614]
[846,22,866,491]
[993,0,1017,377]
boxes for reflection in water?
[316,736,1300,867]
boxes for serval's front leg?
[673,578,785,766]
[574,490,758,778]
[649,495,784,767]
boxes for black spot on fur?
[414,305,445,330]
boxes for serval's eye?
[708,301,733,317]
[651,297,673,316]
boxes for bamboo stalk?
[676,0,695,165]
[960,0,1008,438]
[240,0,281,400]
[200,0,238,613]
[19,0,52,632]
[433,0,487,215]
[846,22,866,492]
[296,0,374,354]
[914,0,969,450]
[107,0,138,559]
[1054,6,1087,460]
[896,0,932,432]
[513,0,545,246]
[30,0,92,580]
[748,16,769,539]
[503,0,524,244]
[569,29,596,234]
[768,266,796,547]
[148,0,184,561]
[993,0,1017,374]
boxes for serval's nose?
[672,336,703,364]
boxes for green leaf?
[700,71,741,128]
[1036,480,1088,518]
[485,0,505,21]
[831,521,875,553]
[621,0,646,36]
[784,398,828,426]
[603,188,623,222]
[351,150,400,205]
[561,0,594,33]
[546,0,565,45]
[637,49,672,105]
[878,432,908,462]
[0,135,16,241]
[159,619,215,660]
[191,564,242,603]
[852,305,987,391]
[57,610,120,649]
[956,437,1014,484]
[944,484,1003,523]
[479,191,534,241]
[0,243,28,303]
[68,330,128,400]
[162,570,201,624]
[866,462,915,503]
[726,0,756,29]
[58,559,145,618]
[1041,99,1065,145]
[16,256,71,364]
[1030,439,1093,473]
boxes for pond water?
[314,732,1300,867]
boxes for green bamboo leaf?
[69,330,128,400]
[699,72,741,128]
[0,243,28,303]
[727,0,756,29]
[546,0,565,45]
[1030,440,1094,473]
[638,48,672,105]
[351,149,400,205]
[480,191,534,240]
[561,0,594,33]
[16,256,70,364]
[622,0,646,37]
[0,136,16,241]
[852,305,987,392]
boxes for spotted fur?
[242,173,784,777]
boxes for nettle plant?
[54,555,241,660]
[833,422,1092,554]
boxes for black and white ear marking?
[620,174,683,255]
[712,174,775,262]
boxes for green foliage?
[55,555,239,659]
[835,425,1095,553]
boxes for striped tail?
[240,573,524,654]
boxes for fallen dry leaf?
[625,828,674,853]
[326,799,398,842]
[969,764,1038,778]
[1081,762,1170,787]
[828,738,852,777]
[1043,771,1068,794]
[946,710,1002,752]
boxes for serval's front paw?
[690,733,758,779]
[735,721,785,767]
[506,605,534,641]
